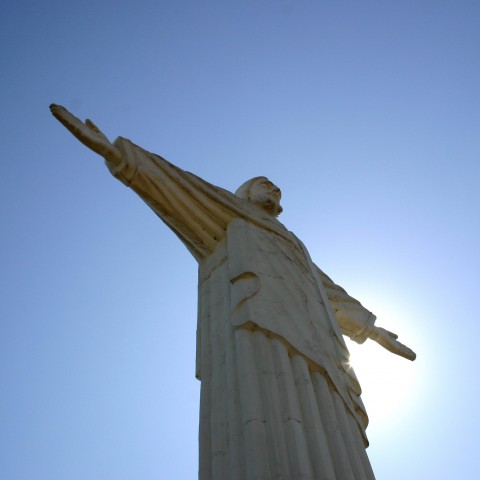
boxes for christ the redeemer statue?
[50,104,415,480]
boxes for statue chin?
[253,199,281,216]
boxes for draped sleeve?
[317,268,376,344]
[106,137,243,261]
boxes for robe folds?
[107,137,377,480]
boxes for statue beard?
[252,194,282,217]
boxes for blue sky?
[1,1,479,478]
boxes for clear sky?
[1,1,479,479]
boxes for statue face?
[249,178,283,216]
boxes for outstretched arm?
[318,267,416,361]
[50,104,122,166]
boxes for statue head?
[235,176,283,217]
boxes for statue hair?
[235,176,269,200]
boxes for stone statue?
[50,104,416,480]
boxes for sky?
[1,0,479,478]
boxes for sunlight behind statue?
[50,104,415,480]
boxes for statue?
[50,104,416,480]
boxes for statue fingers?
[400,348,416,361]
[387,330,399,340]
[50,104,77,124]
[394,340,417,361]
[86,119,100,133]
[86,119,109,140]
[50,104,87,135]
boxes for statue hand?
[50,104,121,165]
[369,326,416,361]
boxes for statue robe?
[107,137,377,480]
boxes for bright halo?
[336,283,420,432]
[347,337,417,430]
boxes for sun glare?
[338,284,422,433]
[347,338,417,430]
